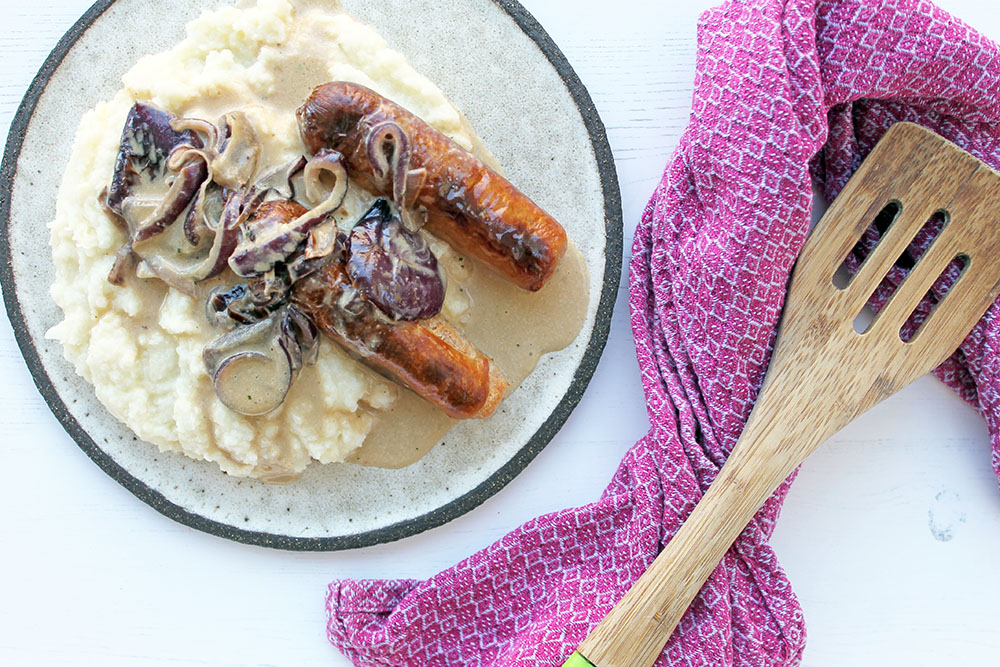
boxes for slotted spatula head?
[770,121,1000,433]
[565,122,1000,667]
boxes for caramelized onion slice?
[130,188,259,295]
[256,155,307,202]
[229,150,348,277]
[131,158,207,243]
[207,284,254,328]
[183,181,228,246]
[170,111,261,191]
[365,121,427,231]
[206,277,283,328]
[302,148,349,208]
[191,187,262,282]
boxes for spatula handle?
[568,392,833,667]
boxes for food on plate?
[298,81,569,291]
[47,0,588,481]
[291,203,509,420]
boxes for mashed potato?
[47,0,480,480]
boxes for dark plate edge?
[0,0,624,551]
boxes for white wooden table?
[2,1,999,665]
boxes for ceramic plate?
[0,0,621,550]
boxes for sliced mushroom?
[206,283,271,328]
[214,112,261,189]
[203,305,322,415]
[305,222,339,260]
[203,316,292,416]
[211,350,292,416]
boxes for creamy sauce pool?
[355,243,587,468]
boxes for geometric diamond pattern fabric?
[326,0,1000,663]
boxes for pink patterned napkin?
[326,0,1000,663]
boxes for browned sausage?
[296,81,567,292]
[291,259,508,420]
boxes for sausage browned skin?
[291,260,508,420]
[296,82,567,292]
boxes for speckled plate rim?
[0,0,622,551]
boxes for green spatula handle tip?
[562,651,596,667]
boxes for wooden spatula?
[562,122,1000,667]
